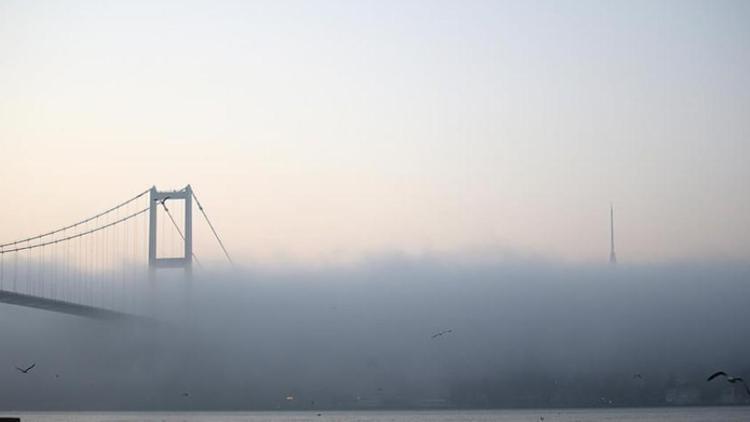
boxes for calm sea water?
[5,408,750,422]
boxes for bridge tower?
[148,185,193,280]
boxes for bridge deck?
[0,289,143,321]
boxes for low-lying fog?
[1,257,748,410]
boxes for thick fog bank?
[1,259,749,409]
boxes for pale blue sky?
[1,0,748,264]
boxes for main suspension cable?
[158,201,202,268]
[0,207,149,254]
[0,188,150,249]
[191,190,233,265]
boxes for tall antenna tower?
[609,203,617,264]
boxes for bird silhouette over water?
[707,371,750,395]
[431,329,453,339]
[15,363,35,374]
[633,373,643,379]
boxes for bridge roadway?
[0,289,143,321]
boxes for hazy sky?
[1,0,748,265]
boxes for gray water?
[6,407,750,421]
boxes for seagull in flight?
[431,329,453,339]
[633,373,643,380]
[15,363,36,374]
[707,371,750,396]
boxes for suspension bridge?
[0,185,231,321]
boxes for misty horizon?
[1,0,749,419]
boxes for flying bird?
[431,329,453,339]
[181,392,190,397]
[15,363,36,374]
[707,371,750,396]
[633,373,643,379]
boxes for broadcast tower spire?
[609,203,617,264]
